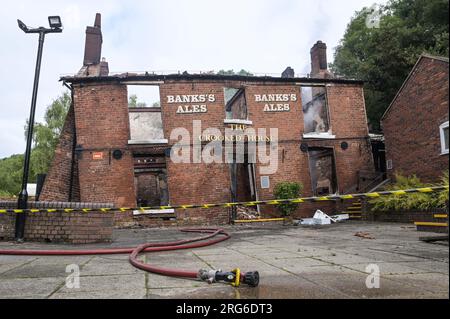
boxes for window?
[386,159,393,170]
[440,121,449,155]
[128,85,166,144]
[128,85,160,108]
[223,87,251,125]
[301,86,334,138]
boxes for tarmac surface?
[0,221,448,299]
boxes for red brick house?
[39,15,376,226]
[381,54,449,183]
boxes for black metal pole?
[15,31,45,241]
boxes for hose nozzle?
[198,268,259,287]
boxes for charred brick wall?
[382,57,449,183]
[42,78,373,225]
[160,80,373,220]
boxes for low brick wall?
[0,212,114,244]
[0,201,114,243]
[362,207,448,223]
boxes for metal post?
[15,31,45,241]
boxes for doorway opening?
[229,152,259,220]
[133,155,169,208]
[307,147,338,196]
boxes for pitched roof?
[381,54,449,121]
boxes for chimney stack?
[310,41,331,78]
[78,13,109,77]
[281,67,295,78]
[83,13,102,65]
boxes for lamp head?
[48,16,62,29]
[17,19,29,33]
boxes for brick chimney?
[83,13,102,65]
[281,66,295,78]
[310,41,332,78]
[77,13,109,77]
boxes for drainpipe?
[229,162,237,222]
[63,82,76,202]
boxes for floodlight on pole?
[48,16,62,29]
[15,16,63,241]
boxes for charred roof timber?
[61,72,364,85]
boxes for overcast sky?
[0,0,386,159]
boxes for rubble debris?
[354,232,375,240]
[236,206,260,220]
[296,210,345,226]
[330,214,349,222]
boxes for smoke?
[301,86,329,134]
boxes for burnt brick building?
[39,14,376,226]
[382,54,449,183]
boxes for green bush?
[273,182,303,217]
[438,171,449,206]
[0,189,15,199]
[370,172,448,212]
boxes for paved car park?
[0,221,448,299]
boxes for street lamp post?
[15,17,63,241]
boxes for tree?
[217,69,254,76]
[128,94,147,107]
[331,0,449,132]
[29,92,71,176]
[0,154,25,196]
[0,92,71,196]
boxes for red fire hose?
[0,228,259,287]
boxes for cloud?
[63,5,81,30]
[0,0,386,158]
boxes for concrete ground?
[0,221,448,299]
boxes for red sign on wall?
[92,152,103,160]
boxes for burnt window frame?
[126,83,162,109]
[223,87,252,124]
[126,83,167,144]
[299,84,334,138]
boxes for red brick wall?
[0,212,113,243]
[40,104,78,201]
[41,78,373,225]
[72,83,136,207]
[382,57,449,183]
[159,81,373,220]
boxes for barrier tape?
[0,186,447,214]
